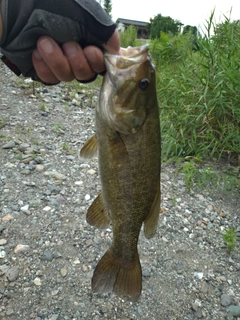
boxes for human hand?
[32,29,120,84]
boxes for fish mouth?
[119,44,149,58]
[104,44,150,72]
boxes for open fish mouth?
[119,44,149,57]
[104,44,150,72]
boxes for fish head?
[99,44,158,135]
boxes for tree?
[182,25,198,36]
[103,0,112,19]
[147,14,183,39]
[182,25,199,50]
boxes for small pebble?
[2,214,14,222]
[142,268,151,277]
[5,266,19,282]
[14,244,30,253]
[42,249,53,261]
[220,294,233,307]
[60,268,68,277]
[192,302,199,311]
[0,239,7,245]
[87,169,96,175]
[44,171,67,180]
[6,308,14,316]
[33,277,42,286]
[85,194,91,201]
[49,314,59,320]
[20,204,29,212]
[200,281,208,294]
[0,251,6,259]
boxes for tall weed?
[153,12,240,161]
[119,26,141,48]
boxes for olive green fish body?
[81,45,161,301]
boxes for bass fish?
[80,44,161,301]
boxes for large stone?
[220,294,233,307]
[2,141,15,149]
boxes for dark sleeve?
[0,0,116,82]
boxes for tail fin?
[92,249,142,302]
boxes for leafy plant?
[53,123,64,134]
[177,159,240,192]
[31,139,39,145]
[154,11,240,161]
[62,142,69,151]
[180,161,197,190]
[119,26,140,48]
[222,228,237,253]
[39,103,48,112]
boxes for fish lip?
[104,44,150,71]
[119,44,149,58]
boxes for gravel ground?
[0,62,240,320]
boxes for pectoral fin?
[143,182,161,239]
[80,135,98,159]
[86,193,110,229]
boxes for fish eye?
[139,78,150,90]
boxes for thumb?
[102,29,121,55]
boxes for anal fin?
[144,181,161,239]
[80,135,98,159]
[86,193,110,229]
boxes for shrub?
[152,12,240,161]
[119,26,140,48]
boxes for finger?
[83,46,105,74]
[82,30,121,76]
[62,42,96,81]
[102,29,121,54]
[32,49,60,84]
[36,36,75,82]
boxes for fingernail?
[39,38,54,54]
[33,50,42,60]
[63,43,78,58]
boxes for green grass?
[39,103,48,112]
[176,158,240,192]
[0,117,7,129]
[222,228,237,253]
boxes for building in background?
[116,18,149,38]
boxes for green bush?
[119,26,140,48]
[152,12,240,161]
